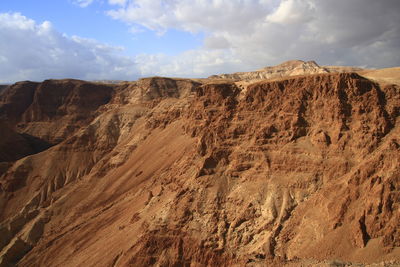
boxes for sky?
[0,0,399,83]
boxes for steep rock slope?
[0,72,399,266]
[0,79,114,144]
[0,121,35,163]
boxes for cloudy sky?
[1,0,399,83]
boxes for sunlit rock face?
[0,63,399,266]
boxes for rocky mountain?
[0,63,399,266]
[209,60,364,82]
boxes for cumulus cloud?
[108,0,400,69]
[0,13,138,83]
[107,0,273,34]
[2,0,400,83]
[204,36,231,50]
[266,0,314,25]
[0,12,242,82]
[135,49,243,77]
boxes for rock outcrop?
[209,60,328,81]
[0,79,114,144]
[209,60,366,83]
[0,65,399,266]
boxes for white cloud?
[107,0,400,70]
[266,0,314,25]
[108,0,127,6]
[0,12,36,30]
[204,35,231,50]
[2,0,400,83]
[135,49,243,77]
[0,13,138,83]
[107,0,273,34]
[0,12,241,82]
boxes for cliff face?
[0,71,399,266]
[0,79,114,144]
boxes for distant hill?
[209,60,366,82]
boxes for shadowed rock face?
[0,71,399,266]
[0,85,9,94]
[0,79,114,144]
[0,121,35,163]
[0,121,52,169]
[0,81,39,125]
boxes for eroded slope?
[0,72,399,266]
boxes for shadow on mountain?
[0,129,53,163]
[20,133,54,155]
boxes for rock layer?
[0,69,399,266]
[208,60,366,84]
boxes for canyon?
[0,61,399,266]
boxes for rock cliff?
[0,65,399,266]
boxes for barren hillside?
[0,64,399,266]
[208,60,366,83]
[359,67,400,86]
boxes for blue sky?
[0,0,203,55]
[0,0,399,83]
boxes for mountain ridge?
[0,63,399,266]
[209,60,365,82]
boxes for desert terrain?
[0,60,399,266]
